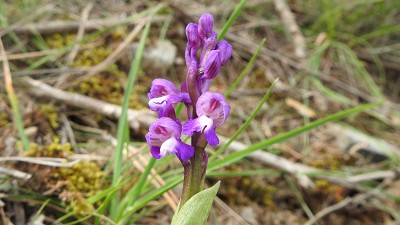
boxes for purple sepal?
[148,78,179,99]
[183,115,219,146]
[203,50,221,80]
[148,78,190,118]
[198,13,214,39]
[200,32,217,65]
[216,40,232,65]
[175,140,195,163]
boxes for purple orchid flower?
[145,117,194,162]
[148,78,191,118]
[183,92,230,146]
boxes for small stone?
[240,206,259,225]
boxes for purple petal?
[148,78,179,99]
[198,13,214,38]
[204,125,218,146]
[216,40,232,65]
[203,50,221,80]
[175,140,195,162]
[182,115,214,136]
[160,137,179,155]
[183,116,218,146]
[150,146,162,159]
[158,138,194,162]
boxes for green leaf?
[171,181,220,225]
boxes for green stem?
[180,136,207,207]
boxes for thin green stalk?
[218,0,247,41]
[208,101,382,171]
[180,146,206,207]
[285,174,318,225]
[210,78,278,161]
[117,176,183,225]
[0,38,30,151]
[116,157,157,222]
[224,39,265,98]
[110,23,151,219]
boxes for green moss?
[23,142,104,215]
[39,104,60,129]
[0,112,10,127]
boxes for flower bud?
[216,40,232,65]
[203,50,221,80]
[198,13,214,38]
[186,23,201,50]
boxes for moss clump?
[0,112,10,127]
[21,142,104,215]
[59,161,104,196]
[315,179,345,201]
[39,104,60,129]
[24,142,73,158]
[45,33,76,49]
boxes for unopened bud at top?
[186,23,201,50]
[198,13,214,38]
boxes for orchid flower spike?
[148,78,191,118]
[146,117,194,162]
[183,92,230,146]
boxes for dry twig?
[0,167,32,180]
[303,188,380,225]
[59,16,151,89]
[54,2,94,87]
[273,0,306,59]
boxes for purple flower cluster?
[145,13,232,163]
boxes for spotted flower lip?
[145,117,194,162]
[183,92,230,146]
[148,78,190,118]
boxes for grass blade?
[210,78,278,161]
[209,101,382,170]
[218,0,247,41]
[0,38,30,150]
[115,157,157,222]
[110,22,151,219]
[224,38,265,98]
